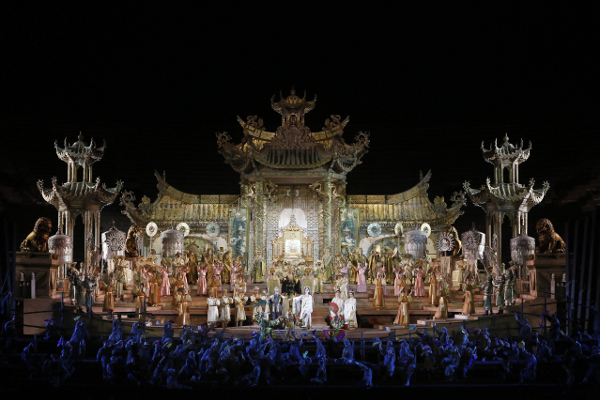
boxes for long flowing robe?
[220,297,232,325]
[344,297,357,328]
[462,283,476,315]
[187,252,198,284]
[160,267,171,296]
[414,269,425,297]
[357,264,367,293]
[429,273,439,306]
[434,291,448,319]
[394,270,402,296]
[235,296,248,322]
[207,297,220,324]
[149,275,161,306]
[373,277,385,309]
[313,266,324,294]
[299,293,313,329]
[221,252,232,285]
[330,295,345,319]
[176,294,192,326]
[393,294,411,325]
[102,284,114,312]
[197,268,207,295]
[252,259,265,283]
[302,268,314,294]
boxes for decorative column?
[323,176,334,253]
[254,179,265,258]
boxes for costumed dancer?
[209,274,220,298]
[206,293,220,326]
[462,277,476,315]
[267,264,280,296]
[220,295,232,328]
[102,278,115,313]
[115,264,126,302]
[434,284,449,319]
[196,265,207,296]
[504,265,515,307]
[428,266,440,306]
[393,287,412,326]
[298,286,313,329]
[373,269,386,310]
[149,271,161,307]
[330,289,344,320]
[175,288,192,326]
[313,261,324,294]
[413,265,425,297]
[268,287,284,320]
[493,272,506,314]
[356,263,367,293]
[187,249,198,285]
[344,291,358,329]
[160,263,171,296]
[234,294,248,326]
[233,273,247,298]
[393,265,403,296]
[482,274,494,316]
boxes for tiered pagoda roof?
[463,178,549,211]
[481,133,531,169]
[216,89,370,176]
[37,176,123,212]
[54,132,106,167]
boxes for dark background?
[1,3,598,250]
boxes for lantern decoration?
[511,232,535,266]
[48,229,73,264]
[403,228,428,259]
[461,227,486,262]
[161,222,184,259]
[101,222,126,260]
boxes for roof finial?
[78,131,84,141]
[503,133,509,142]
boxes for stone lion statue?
[125,225,142,257]
[20,217,52,252]
[535,218,565,254]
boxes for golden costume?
[102,282,115,312]
[373,274,386,310]
[149,274,160,306]
[176,292,192,326]
[462,282,476,315]
[393,293,411,325]
[434,289,449,319]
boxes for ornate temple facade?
[121,90,466,267]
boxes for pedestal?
[15,252,60,298]
[526,253,566,298]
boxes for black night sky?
[1,3,599,242]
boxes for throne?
[271,214,313,264]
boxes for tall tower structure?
[37,133,123,269]
[463,134,549,265]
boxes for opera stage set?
[10,90,565,341]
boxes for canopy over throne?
[272,214,313,263]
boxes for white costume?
[330,294,345,319]
[235,296,248,322]
[298,292,314,329]
[343,296,358,328]
[207,297,221,324]
[220,296,232,325]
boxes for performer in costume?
[298,286,313,329]
[482,274,494,316]
[175,288,192,326]
[313,261,324,294]
[149,272,161,307]
[268,287,284,320]
[462,277,476,315]
[493,272,506,314]
[302,265,314,295]
[160,263,171,296]
[344,291,358,329]
[434,285,449,319]
[186,249,198,285]
[234,294,248,326]
[393,287,412,326]
[221,248,233,287]
[206,293,220,326]
[357,263,367,293]
[428,266,440,306]
[220,295,232,328]
[102,278,115,312]
[251,252,265,283]
[330,289,344,320]
[413,265,426,297]
[196,265,207,296]
[373,269,386,310]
